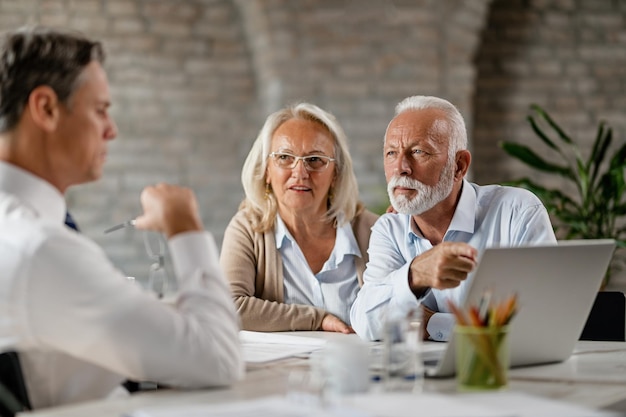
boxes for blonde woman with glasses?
[221,103,378,333]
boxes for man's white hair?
[388,95,468,159]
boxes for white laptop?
[425,239,616,377]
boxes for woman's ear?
[27,86,60,132]
[454,150,471,180]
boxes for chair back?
[0,352,31,417]
[580,291,626,341]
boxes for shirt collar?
[274,214,290,249]
[447,179,476,235]
[0,161,66,224]
[332,221,361,266]
[274,213,362,262]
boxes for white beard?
[387,160,455,215]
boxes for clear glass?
[455,325,509,391]
[382,308,424,392]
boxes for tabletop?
[18,335,626,417]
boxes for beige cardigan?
[220,209,379,331]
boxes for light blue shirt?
[350,180,557,341]
[276,215,362,325]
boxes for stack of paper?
[239,331,327,364]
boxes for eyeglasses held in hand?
[104,219,169,298]
[143,231,168,299]
[268,152,335,172]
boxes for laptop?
[425,239,616,377]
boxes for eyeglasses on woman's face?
[268,152,335,172]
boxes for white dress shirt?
[350,180,557,341]
[0,162,243,409]
[276,214,361,325]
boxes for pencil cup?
[454,325,509,391]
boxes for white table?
[19,335,626,416]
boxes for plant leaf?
[503,104,626,284]
[608,141,626,172]
[527,114,561,153]
[531,104,574,145]
[589,123,612,188]
[576,158,590,204]
[500,142,574,179]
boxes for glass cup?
[455,325,509,391]
[382,308,424,392]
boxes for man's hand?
[321,314,354,334]
[134,183,204,238]
[408,242,477,294]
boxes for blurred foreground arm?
[28,183,243,398]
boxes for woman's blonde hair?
[240,102,362,232]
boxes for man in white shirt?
[0,27,242,409]
[350,95,556,342]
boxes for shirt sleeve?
[350,216,422,341]
[426,312,455,341]
[23,230,243,388]
[515,202,557,244]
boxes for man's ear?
[27,86,61,132]
[454,149,471,180]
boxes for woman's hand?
[321,314,354,334]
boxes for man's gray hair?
[0,26,105,133]
[390,95,467,158]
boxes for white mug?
[321,339,370,396]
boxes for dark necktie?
[64,211,80,231]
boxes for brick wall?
[1,0,622,283]
[473,0,626,188]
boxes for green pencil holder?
[455,325,510,391]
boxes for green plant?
[499,105,626,282]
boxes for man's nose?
[394,153,412,176]
[105,116,118,141]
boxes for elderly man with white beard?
[350,95,556,342]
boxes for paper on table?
[240,331,326,364]
[368,341,446,373]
